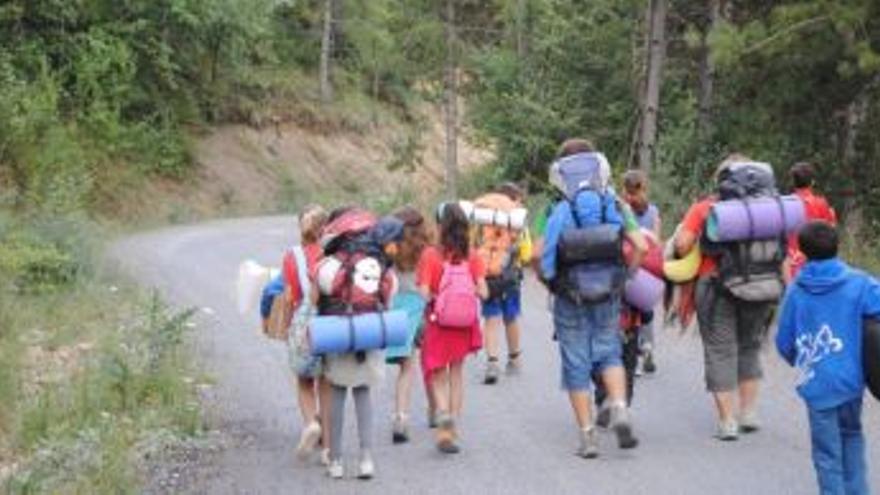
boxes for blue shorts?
[481,288,522,323]
[554,296,623,391]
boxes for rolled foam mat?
[865,318,880,401]
[663,245,701,283]
[706,195,805,242]
[309,310,409,355]
[624,268,665,312]
[623,233,664,278]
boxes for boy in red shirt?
[784,162,837,282]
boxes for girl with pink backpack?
[417,203,489,454]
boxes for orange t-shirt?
[680,198,718,277]
[416,246,486,295]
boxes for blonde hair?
[299,204,328,244]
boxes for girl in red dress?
[417,203,488,453]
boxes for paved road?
[113,216,880,495]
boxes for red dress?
[417,246,485,375]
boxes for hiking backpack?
[315,209,397,315]
[472,193,523,299]
[705,161,786,302]
[433,261,479,329]
[551,152,625,304]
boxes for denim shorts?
[553,295,623,391]
[481,288,522,323]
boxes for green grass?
[0,283,202,494]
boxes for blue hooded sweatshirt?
[776,257,880,410]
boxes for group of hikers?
[252,137,876,494]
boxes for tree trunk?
[636,0,667,172]
[839,74,879,235]
[319,0,334,103]
[697,0,719,137]
[516,0,527,58]
[443,0,459,199]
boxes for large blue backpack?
[550,152,625,304]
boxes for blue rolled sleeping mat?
[309,309,409,355]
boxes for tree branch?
[742,15,830,56]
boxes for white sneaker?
[357,451,375,480]
[739,410,760,433]
[327,458,344,479]
[296,421,322,458]
[716,419,739,441]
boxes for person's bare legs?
[395,358,413,416]
[483,317,502,383]
[601,365,638,449]
[505,319,522,366]
[431,367,450,416]
[713,390,737,423]
[599,366,627,403]
[738,378,761,432]
[568,390,592,429]
[431,366,459,453]
[449,360,465,418]
[296,376,318,423]
[392,357,414,442]
[319,377,332,458]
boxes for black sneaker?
[610,405,639,449]
[643,352,657,374]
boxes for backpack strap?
[291,246,312,316]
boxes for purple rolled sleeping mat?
[706,195,806,242]
[309,310,409,355]
[624,268,665,313]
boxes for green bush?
[0,215,99,293]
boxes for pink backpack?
[434,261,479,329]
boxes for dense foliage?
[1,0,879,225]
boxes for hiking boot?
[739,411,760,434]
[716,419,739,441]
[642,351,657,374]
[506,352,522,375]
[436,414,460,454]
[357,451,375,480]
[595,406,612,429]
[327,458,344,479]
[392,413,410,444]
[296,420,322,459]
[610,405,639,449]
[484,359,500,385]
[576,427,600,459]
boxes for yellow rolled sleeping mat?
[663,243,701,283]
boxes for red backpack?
[433,261,478,329]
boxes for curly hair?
[392,206,430,272]
[439,202,470,263]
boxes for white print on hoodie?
[794,324,844,387]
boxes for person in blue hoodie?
[776,220,880,495]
